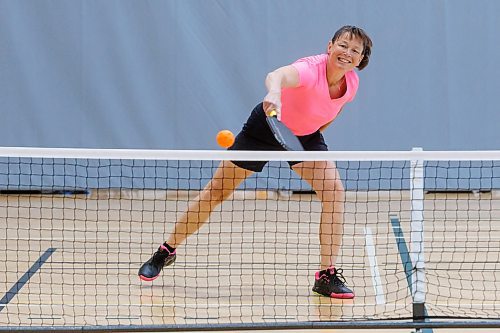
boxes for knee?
[200,186,233,204]
[335,180,345,197]
[318,179,345,203]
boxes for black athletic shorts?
[228,103,328,172]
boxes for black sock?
[162,242,176,253]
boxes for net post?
[410,147,426,322]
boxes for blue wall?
[1,158,499,191]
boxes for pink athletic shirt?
[280,54,359,136]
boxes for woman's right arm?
[263,65,300,118]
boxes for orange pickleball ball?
[216,130,235,148]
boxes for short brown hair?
[331,25,372,70]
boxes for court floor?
[1,190,500,329]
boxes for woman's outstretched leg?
[139,161,253,281]
[167,160,253,247]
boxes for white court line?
[364,226,385,305]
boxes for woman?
[139,25,372,299]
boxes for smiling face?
[327,33,365,72]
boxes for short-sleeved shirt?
[280,54,359,136]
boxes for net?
[1,147,500,330]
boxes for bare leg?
[292,161,345,270]
[167,160,253,247]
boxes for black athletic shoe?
[312,267,355,299]
[138,244,176,281]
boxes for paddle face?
[266,112,304,151]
